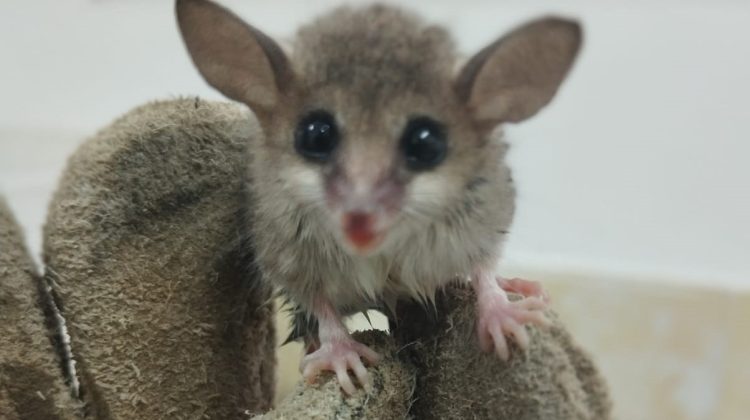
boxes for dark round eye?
[294,110,339,162]
[400,117,447,171]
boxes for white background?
[1,0,748,289]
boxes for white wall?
[1,0,748,289]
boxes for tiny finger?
[349,355,370,390]
[491,323,509,361]
[356,344,381,365]
[334,361,356,395]
[520,311,551,327]
[477,324,492,352]
[507,321,530,349]
[302,362,321,384]
[517,296,547,311]
[499,278,540,295]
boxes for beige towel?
[2,98,611,419]
[0,197,82,419]
[43,99,276,419]
[394,285,612,419]
[254,331,416,420]
[260,285,612,419]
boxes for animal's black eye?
[294,110,339,162]
[400,117,447,171]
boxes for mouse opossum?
[176,0,581,395]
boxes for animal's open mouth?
[342,212,385,254]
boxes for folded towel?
[2,98,611,419]
[42,98,276,418]
[254,331,415,420]
[260,284,612,419]
[394,285,612,419]
[0,197,82,419]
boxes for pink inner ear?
[177,0,290,111]
[457,17,582,125]
[472,93,512,123]
[472,86,548,124]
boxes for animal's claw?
[476,293,550,360]
[300,338,380,395]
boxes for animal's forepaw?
[300,338,380,395]
[476,294,550,360]
[497,277,550,303]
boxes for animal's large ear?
[176,0,292,111]
[455,17,582,126]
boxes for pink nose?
[343,212,380,251]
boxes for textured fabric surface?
[393,284,612,419]
[254,331,415,420]
[264,284,612,419]
[42,98,276,419]
[1,98,611,419]
[0,197,82,419]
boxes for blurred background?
[0,1,748,419]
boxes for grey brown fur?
[241,3,515,313]
[178,0,580,331]
[293,5,457,109]
[178,0,582,394]
[43,99,276,418]
[0,197,82,419]
[251,6,524,312]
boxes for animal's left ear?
[455,17,582,126]
[176,0,292,112]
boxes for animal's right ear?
[176,0,292,111]
[455,17,581,128]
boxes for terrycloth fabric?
[393,284,613,419]
[253,331,415,420]
[2,98,611,419]
[264,284,612,419]
[42,99,276,419]
[0,197,82,419]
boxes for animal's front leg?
[472,268,550,360]
[299,298,380,395]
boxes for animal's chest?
[319,245,464,310]
[256,205,495,310]
[319,255,392,309]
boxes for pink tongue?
[344,212,377,249]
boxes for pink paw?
[497,277,550,303]
[476,293,550,360]
[300,339,380,395]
